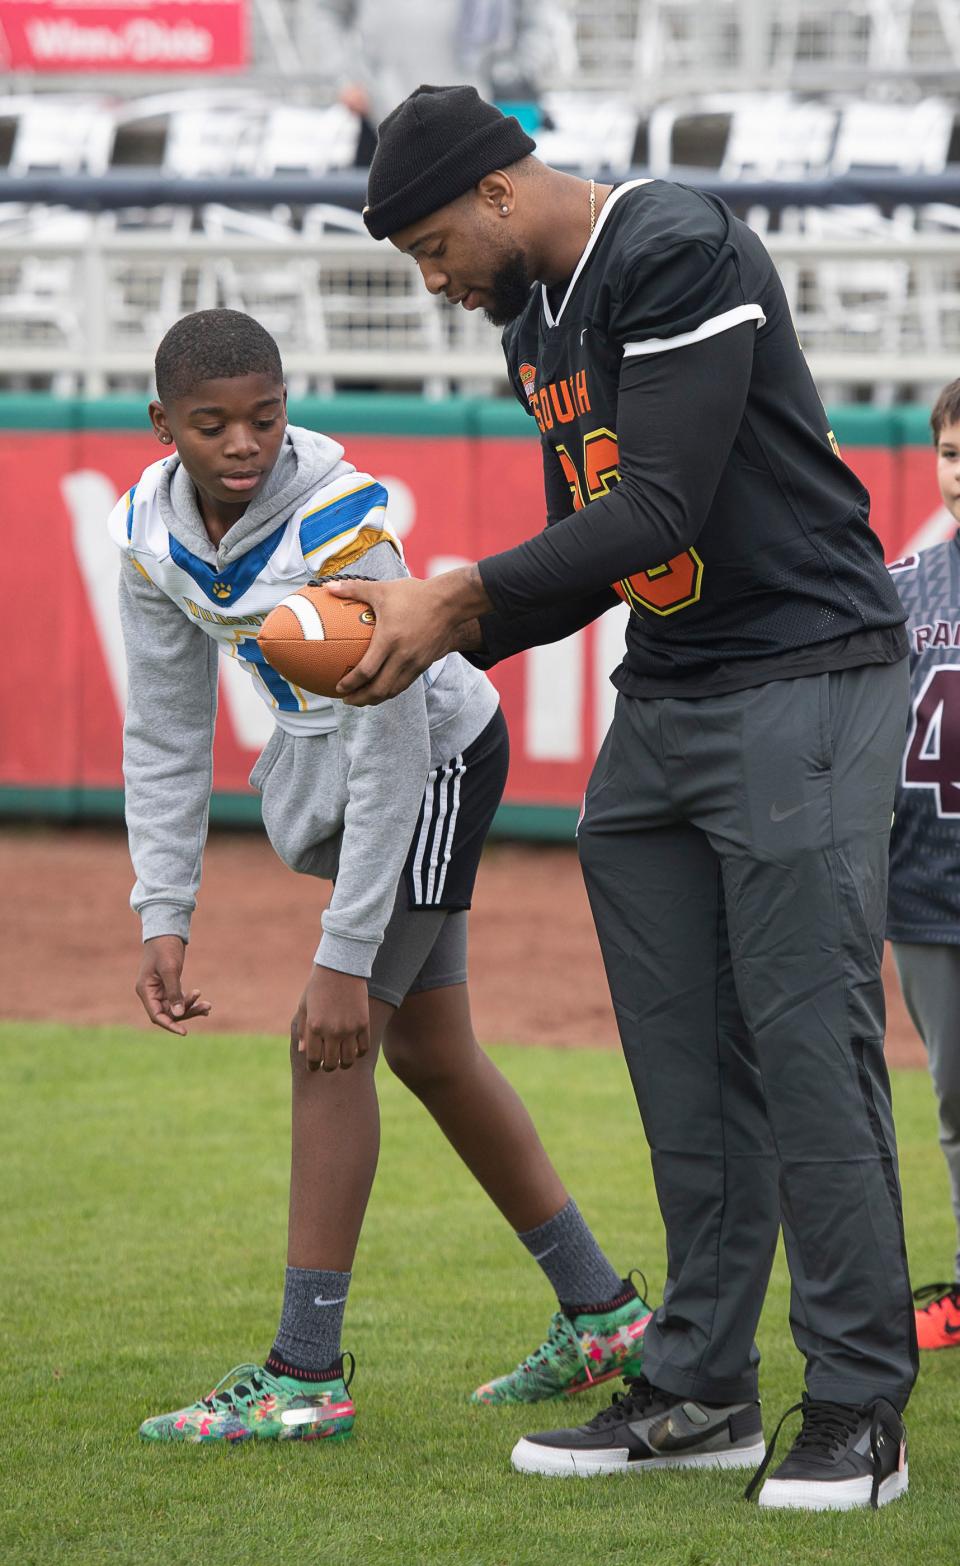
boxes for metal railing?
[0,227,502,396]
[0,225,957,399]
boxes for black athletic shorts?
[403,705,509,911]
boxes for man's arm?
[478,322,754,615]
[466,440,617,668]
[464,587,618,668]
[332,322,753,703]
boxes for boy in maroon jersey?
[888,378,960,1352]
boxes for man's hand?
[328,567,491,706]
[294,966,370,1072]
[135,936,211,1036]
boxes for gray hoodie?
[115,424,499,976]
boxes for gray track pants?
[891,941,960,1284]
[579,660,917,1409]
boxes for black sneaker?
[510,1374,765,1477]
[745,1394,908,1511]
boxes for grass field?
[3,1021,960,1566]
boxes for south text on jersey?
[528,371,591,436]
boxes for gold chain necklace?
[589,177,596,235]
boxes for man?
[331,85,917,1512]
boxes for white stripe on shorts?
[411,753,466,905]
[424,761,453,903]
[411,764,441,903]
[433,754,464,902]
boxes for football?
[257,584,376,698]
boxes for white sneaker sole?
[511,1437,767,1478]
[758,1464,909,1511]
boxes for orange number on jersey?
[614,556,704,616]
[584,429,620,499]
[555,443,584,511]
[553,428,704,617]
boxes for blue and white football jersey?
[888,532,960,943]
[108,456,400,736]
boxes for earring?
[159,434,172,444]
[500,204,509,214]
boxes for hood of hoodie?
[156,424,354,567]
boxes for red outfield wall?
[0,397,947,831]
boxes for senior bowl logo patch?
[519,363,537,404]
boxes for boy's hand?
[295,966,370,1072]
[135,935,212,1036]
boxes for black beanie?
[363,84,536,241]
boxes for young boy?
[112,308,650,1443]
[888,377,960,1350]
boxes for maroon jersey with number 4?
[888,533,960,942]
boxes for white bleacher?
[626,0,960,93]
[535,92,639,171]
[0,0,954,403]
[829,98,954,176]
[772,95,956,402]
[647,93,839,179]
[251,104,361,176]
[0,95,115,175]
[721,96,838,180]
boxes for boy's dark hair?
[154,309,282,402]
[931,378,960,445]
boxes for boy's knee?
[383,1028,424,1086]
[383,1026,454,1094]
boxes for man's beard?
[484,249,535,327]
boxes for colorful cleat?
[913,1280,960,1349]
[472,1278,652,1405]
[138,1357,355,1444]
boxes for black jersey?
[479,179,907,697]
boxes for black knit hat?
[363,84,536,241]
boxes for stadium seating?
[0,0,954,402]
[0,94,115,175]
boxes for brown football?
[257,584,376,698]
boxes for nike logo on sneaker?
[769,800,815,823]
[943,1320,960,1334]
[644,1406,725,1453]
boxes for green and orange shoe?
[138,1356,355,1443]
[472,1278,653,1405]
[914,1281,960,1349]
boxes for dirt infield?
[0,825,924,1069]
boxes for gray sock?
[517,1199,625,1314]
[267,1266,351,1380]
